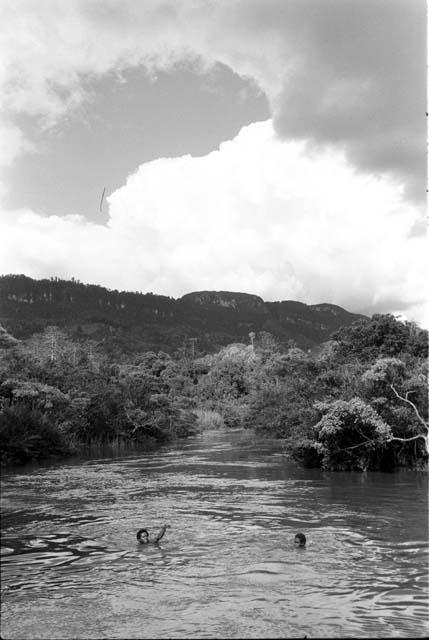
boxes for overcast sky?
[0,0,426,325]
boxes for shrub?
[313,398,393,471]
[193,409,224,430]
[288,437,323,468]
[0,405,70,465]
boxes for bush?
[193,409,225,430]
[288,437,323,468]
[0,405,71,465]
[221,400,249,428]
[312,398,393,471]
[245,384,318,439]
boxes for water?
[1,429,428,639]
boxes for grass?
[193,409,225,430]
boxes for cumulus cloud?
[0,3,426,325]
[0,123,34,200]
[0,121,426,325]
[0,125,31,167]
[0,0,425,198]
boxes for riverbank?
[1,313,427,471]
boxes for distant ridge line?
[0,274,365,311]
[0,274,366,353]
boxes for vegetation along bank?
[0,311,427,471]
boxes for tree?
[0,378,69,412]
[0,325,19,349]
[254,331,280,361]
[361,357,406,386]
[388,385,429,455]
[249,332,256,350]
[332,314,422,360]
[312,398,393,471]
[0,405,70,465]
[361,357,428,455]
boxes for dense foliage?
[0,326,198,465]
[0,274,363,353]
[0,313,427,471]
[246,317,428,471]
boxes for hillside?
[0,274,366,354]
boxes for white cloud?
[0,125,32,168]
[0,124,34,201]
[0,0,425,197]
[0,121,427,326]
[0,2,425,324]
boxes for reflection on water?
[1,429,428,639]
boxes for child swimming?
[294,532,306,547]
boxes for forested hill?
[0,274,365,354]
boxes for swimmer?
[294,532,306,547]
[136,524,170,544]
[136,528,149,544]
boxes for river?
[1,429,428,638]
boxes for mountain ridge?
[0,274,367,353]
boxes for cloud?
[0,123,34,200]
[268,0,426,201]
[0,0,425,198]
[0,125,31,167]
[0,121,426,325]
[0,4,425,325]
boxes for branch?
[390,384,428,430]
[389,385,429,454]
[356,428,374,443]
[334,426,380,453]
[388,433,429,457]
[123,405,151,433]
[124,405,166,436]
[389,434,425,445]
[336,439,375,453]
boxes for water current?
[1,429,428,638]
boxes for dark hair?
[136,528,149,542]
[294,532,306,546]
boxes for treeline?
[0,314,427,470]
[0,274,364,353]
[0,326,198,465]
[245,316,428,471]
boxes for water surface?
[1,429,428,638]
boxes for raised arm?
[154,524,170,544]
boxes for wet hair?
[294,532,306,547]
[136,528,149,544]
[136,525,170,544]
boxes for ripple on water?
[1,431,428,639]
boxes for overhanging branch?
[390,384,429,454]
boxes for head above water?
[136,528,149,543]
[136,524,171,544]
[294,532,306,547]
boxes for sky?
[0,0,427,325]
